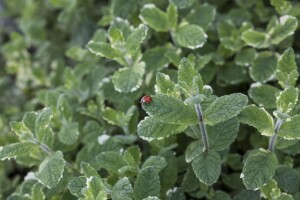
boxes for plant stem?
[194,103,209,152]
[30,139,81,174]
[268,118,283,152]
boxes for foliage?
[1,0,300,199]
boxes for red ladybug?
[141,96,152,104]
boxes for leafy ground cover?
[1,0,300,199]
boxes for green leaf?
[278,115,300,139]
[142,156,167,172]
[170,0,195,9]
[125,24,148,55]
[242,30,269,48]
[204,93,248,125]
[58,122,79,145]
[81,162,100,178]
[140,4,170,32]
[269,15,298,45]
[276,69,299,89]
[0,142,34,161]
[155,72,176,95]
[276,87,299,114]
[31,183,45,200]
[10,121,34,141]
[274,166,300,194]
[23,112,37,134]
[94,151,127,173]
[208,117,240,151]
[178,58,198,95]
[82,176,106,199]
[134,167,160,200]
[143,47,169,71]
[112,177,133,200]
[166,187,186,200]
[172,24,207,49]
[186,4,216,30]
[112,62,145,93]
[137,117,187,141]
[57,94,73,121]
[239,105,274,136]
[212,191,231,200]
[248,83,280,109]
[191,150,221,186]
[142,94,198,124]
[68,176,86,198]
[86,41,122,60]
[167,3,178,29]
[277,48,297,74]
[185,141,203,163]
[242,149,278,190]
[36,151,66,189]
[35,107,53,142]
[102,107,131,127]
[271,0,292,14]
[234,48,257,66]
[249,52,278,83]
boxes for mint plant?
[1,0,300,199]
[239,48,300,197]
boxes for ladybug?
[140,95,152,104]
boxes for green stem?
[30,139,81,174]
[268,118,283,152]
[194,103,209,152]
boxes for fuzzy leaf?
[242,30,269,48]
[112,62,145,93]
[0,142,34,161]
[10,121,34,141]
[278,115,300,139]
[242,149,277,190]
[140,4,170,32]
[274,166,300,194]
[208,117,240,151]
[23,112,37,133]
[276,87,299,114]
[94,151,127,173]
[126,24,148,55]
[35,107,52,142]
[185,141,203,163]
[270,15,298,45]
[155,72,176,94]
[239,105,274,136]
[142,94,198,124]
[186,4,216,30]
[112,177,133,200]
[178,58,199,95]
[234,48,257,66]
[134,167,160,200]
[170,0,195,9]
[204,93,248,125]
[172,24,207,49]
[86,41,122,60]
[192,150,221,186]
[36,151,66,189]
[142,156,167,172]
[31,183,45,200]
[249,52,277,83]
[249,83,280,109]
[143,47,169,71]
[277,48,297,74]
[58,122,79,145]
[137,117,187,141]
[68,176,86,198]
